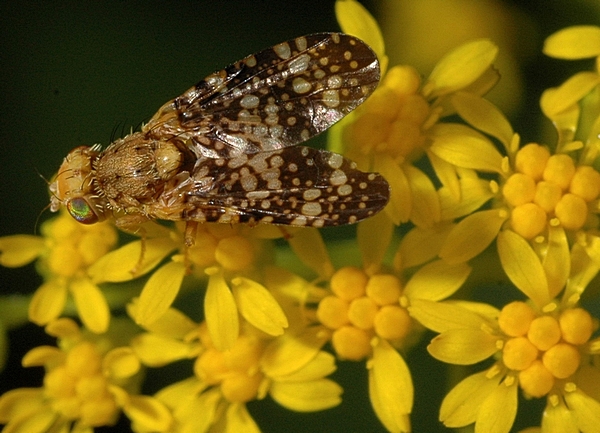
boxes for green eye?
[66,198,98,224]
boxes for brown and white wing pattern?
[145,33,381,159]
[181,146,389,227]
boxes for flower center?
[343,66,431,164]
[498,301,593,397]
[317,267,411,361]
[195,335,265,403]
[503,143,600,238]
[43,342,118,426]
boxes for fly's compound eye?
[66,197,99,224]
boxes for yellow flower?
[130,306,340,433]
[410,244,600,433]
[275,217,470,433]
[0,210,118,333]
[332,0,499,232]
[0,318,171,432]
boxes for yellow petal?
[476,379,518,433]
[540,72,600,117]
[270,379,342,412]
[286,228,334,278]
[440,176,495,220]
[358,210,394,275]
[439,209,507,264]
[0,406,55,433]
[428,328,497,364]
[497,229,549,307]
[275,351,336,382]
[541,401,577,433]
[135,261,186,327]
[428,39,498,95]
[70,277,110,333]
[544,25,600,59]
[204,270,239,351]
[128,303,196,339]
[564,388,600,433]
[0,388,45,422]
[369,340,413,431]
[409,299,489,333]
[88,237,177,283]
[429,123,504,173]
[335,0,388,74]
[543,226,570,299]
[130,333,193,367]
[395,224,453,269]
[21,346,62,367]
[429,151,461,202]
[141,333,197,367]
[224,403,261,433]
[404,260,471,301]
[440,370,501,427]
[231,277,288,336]
[122,394,172,432]
[405,165,441,227]
[374,155,411,225]
[567,243,600,298]
[261,328,328,377]
[452,92,514,149]
[169,387,220,433]
[44,317,80,339]
[28,280,67,326]
[0,235,44,267]
[103,347,140,379]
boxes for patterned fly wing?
[47,33,387,231]
[144,33,380,159]
[179,146,389,227]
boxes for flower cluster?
[1,2,600,433]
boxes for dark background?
[1,1,599,432]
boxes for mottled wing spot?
[292,77,312,94]
[329,169,348,186]
[240,94,260,109]
[274,42,292,59]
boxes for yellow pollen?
[223,335,264,372]
[518,360,554,397]
[214,235,255,271]
[348,296,378,330]
[332,326,372,360]
[534,181,562,212]
[527,316,561,351]
[503,173,536,206]
[510,203,547,239]
[542,343,581,379]
[555,193,587,230]
[330,266,368,301]
[498,301,536,337]
[373,305,411,341]
[383,65,421,96]
[187,231,219,267]
[559,308,593,345]
[195,348,227,385]
[570,165,600,201]
[220,370,263,403]
[502,337,539,370]
[515,143,550,180]
[365,274,403,305]
[66,342,102,377]
[48,244,82,277]
[316,296,350,329]
[543,154,576,190]
[44,366,76,399]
